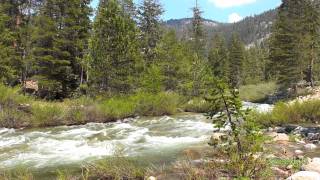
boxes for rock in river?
[302,158,320,173]
[305,144,317,150]
[286,171,320,180]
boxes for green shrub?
[31,102,66,127]
[84,157,147,180]
[0,84,30,107]
[133,92,181,116]
[182,97,211,113]
[269,158,307,171]
[239,82,278,103]
[255,100,320,126]
[98,97,136,120]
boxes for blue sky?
[91,0,281,23]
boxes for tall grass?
[182,97,211,113]
[0,84,183,128]
[239,82,278,103]
[254,100,320,126]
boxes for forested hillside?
[165,9,277,45]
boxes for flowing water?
[0,103,273,176]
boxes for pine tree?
[243,44,268,84]
[32,0,92,99]
[119,0,137,20]
[269,0,305,89]
[191,1,205,57]
[156,30,185,91]
[90,0,141,93]
[138,0,163,64]
[301,0,320,87]
[0,1,17,84]
[229,33,245,88]
[208,34,229,80]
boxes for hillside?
[165,9,277,45]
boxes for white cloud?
[228,13,243,23]
[209,0,257,8]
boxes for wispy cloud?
[209,0,257,8]
[228,13,243,23]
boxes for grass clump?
[254,100,320,126]
[82,157,147,180]
[182,97,211,113]
[133,92,181,116]
[269,158,307,171]
[98,96,136,121]
[239,82,277,103]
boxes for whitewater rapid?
[0,103,272,170]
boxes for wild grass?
[239,82,278,103]
[0,167,34,180]
[83,157,147,180]
[0,84,184,128]
[268,158,307,171]
[254,99,320,126]
[182,97,211,113]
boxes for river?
[0,102,272,177]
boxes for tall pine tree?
[208,34,229,80]
[229,33,245,88]
[32,0,91,99]
[90,0,141,94]
[269,0,305,89]
[138,0,163,64]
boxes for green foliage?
[98,97,136,120]
[269,158,307,171]
[255,99,320,126]
[191,4,205,57]
[208,34,229,80]
[0,2,19,84]
[133,92,181,116]
[229,33,245,88]
[239,82,277,102]
[32,0,92,99]
[90,0,141,93]
[86,157,146,180]
[0,167,33,180]
[268,0,320,89]
[206,79,268,179]
[138,0,164,63]
[140,64,164,93]
[182,98,211,113]
[243,45,269,84]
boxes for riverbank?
[1,84,216,129]
[0,82,279,129]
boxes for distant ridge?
[164,9,278,46]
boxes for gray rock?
[295,150,304,155]
[302,158,320,173]
[286,171,320,180]
[305,144,317,150]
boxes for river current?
[0,102,272,171]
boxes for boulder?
[302,158,320,173]
[295,150,304,155]
[268,132,290,142]
[286,171,320,180]
[305,144,317,150]
[272,166,290,177]
[147,176,157,180]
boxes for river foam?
[0,103,272,169]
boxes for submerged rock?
[294,150,304,155]
[286,171,320,180]
[305,144,317,150]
